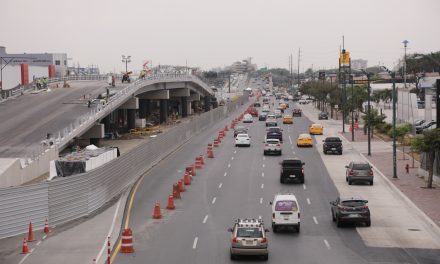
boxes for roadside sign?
[340,51,350,66]
[334,105,338,109]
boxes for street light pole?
[367,73,371,156]
[392,72,397,178]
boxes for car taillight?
[260,237,267,244]
[232,237,238,243]
[348,170,354,176]
[272,213,275,219]
[302,168,304,174]
[369,170,374,176]
[337,205,348,211]
[361,205,369,209]
[276,144,281,147]
[265,144,268,146]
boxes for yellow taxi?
[282,114,293,124]
[309,123,324,135]
[297,134,313,147]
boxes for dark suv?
[318,112,328,120]
[345,161,374,185]
[330,196,371,227]
[292,108,302,117]
[266,127,283,142]
[279,159,305,184]
[323,137,343,155]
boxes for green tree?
[411,129,440,188]
[389,123,410,158]
[361,109,386,137]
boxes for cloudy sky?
[1,0,439,73]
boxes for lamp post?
[382,66,398,178]
[121,55,131,73]
[361,70,372,156]
[402,40,408,89]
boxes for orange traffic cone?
[195,157,203,169]
[178,179,185,192]
[44,219,49,234]
[27,222,35,242]
[213,139,219,147]
[191,164,197,176]
[199,155,205,165]
[225,125,229,131]
[120,228,135,253]
[152,202,162,219]
[173,183,181,199]
[166,195,175,210]
[208,148,214,158]
[184,173,191,185]
[22,238,29,254]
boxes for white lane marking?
[42,235,47,240]
[289,136,292,145]
[36,241,41,246]
[18,252,31,264]
[203,215,209,224]
[261,184,264,189]
[224,172,227,177]
[261,172,265,178]
[228,164,231,168]
[260,198,263,204]
[263,156,266,161]
[234,150,237,154]
[212,197,217,204]
[193,237,199,249]
[303,184,307,190]
[262,164,265,168]
[231,157,234,160]
[313,216,319,225]
[218,183,223,189]
[324,239,331,249]
[96,197,122,262]
[307,198,311,205]
[178,170,182,173]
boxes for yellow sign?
[340,51,350,66]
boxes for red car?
[248,107,258,117]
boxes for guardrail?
[0,95,248,239]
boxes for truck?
[322,137,343,155]
[279,159,305,184]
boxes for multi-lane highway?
[113,95,440,263]
[0,80,125,157]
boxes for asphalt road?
[0,81,127,157]
[114,96,440,264]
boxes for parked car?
[297,134,313,147]
[228,218,269,260]
[414,119,425,127]
[318,112,329,120]
[345,161,374,185]
[330,196,371,227]
[234,126,248,137]
[266,127,283,142]
[323,137,343,155]
[270,193,300,232]
[309,124,324,135]
[416,121,436,134]
[279,159,305,183]
[259,113,268,121]
[292,108,302,117]
[263,138,282,155]
[243,114,253,123]
[235,133,251,147]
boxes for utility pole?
[297,48,301,87]
[367,73,371,156]
[402,40,408,89]
[350,59,354,142]
[392,72,397,178]
[228,74,231,94]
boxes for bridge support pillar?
[127,109,136,129]
[139,99,149,118]
[181,97,188,117]
[204,96,211,112]
[160,99,168,124]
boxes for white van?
[270,193,300,232]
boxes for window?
[275,200,298,211]
[64,60,67,66]
[55,60,60,65]
[237,228,262,238]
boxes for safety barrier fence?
[0,95,248,239]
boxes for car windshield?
[235,126,245,131]
[275,200,298,211]
[268,128,281,132]
[326,137,341,142]
[236,227,262,238]
[353,163,370,170]
[237,134,248,138]
[341,200,367,207]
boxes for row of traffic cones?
[22,219,50,254]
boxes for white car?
[235,133,251,147]
[243,114,253,123]
[263,138,282,155]
[261,106,270,113]
[266,114,276,120]
[270,193,301,232]
[274,109,282,118]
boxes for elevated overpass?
[0,73,216,186]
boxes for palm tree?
[411,129,440,188]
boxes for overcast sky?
[1,0,439,73]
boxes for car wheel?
[323,150,327,154]
[235,144,237,147]
[370,181,374,186]
[339,151,343,155]
[300,177,305,184]
[345,176,348,182]
[296,223,300,233]
[230,253,236,260]
[332,210,336,222]
[348,180,352,185]
[336,218,342,227]
[366,220,371,227]
[280,177,284,184]
[272,224,278,232]
[279,151,282,156]
[262,254,269,261]
[263,151,267,155]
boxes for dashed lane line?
[263,157,266,161]
[260,198,263,204]
[261,172,265,178]
[231,157,234,160]
[228,164,231,168]
[313,216,319,225]
[203,215,209,224]
[303,184,307,190]
[289,136,292,145]
[261,184,264,189]
[218,183,223,189]
[212,197,217,204]
[324,239,331,249]
[262,164,265,168]
[234,150,237,154]
[193,237,199,249]
[307,198,311,205]
[224,172,227,177]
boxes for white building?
[351,59,368,70]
